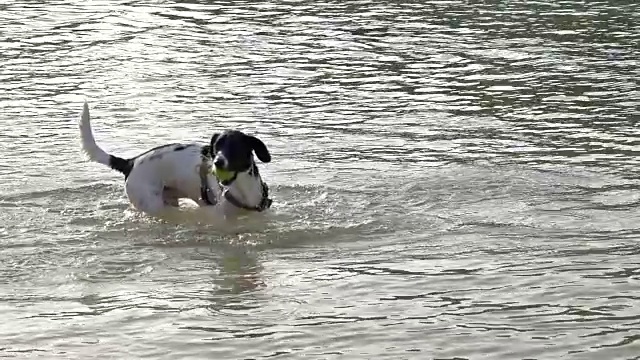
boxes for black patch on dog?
[148,152,164,162]
[137,143,193,164]
[246,136,271,163]
[109,155,133,179]
[173,144,191,152]
[111,143,186,180]
[135,143,182,158]
[210,130,271,173]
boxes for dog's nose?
[214,157,225,169]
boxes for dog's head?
[209,130,271,173]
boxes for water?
[1,0,639,358]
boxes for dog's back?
[129,143,206,198]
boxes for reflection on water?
[1,0,639,359]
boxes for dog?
[78,102,272,217]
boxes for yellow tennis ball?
[213,167,235,182]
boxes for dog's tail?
[79,102,133,177]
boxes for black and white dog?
[78,102,272,217]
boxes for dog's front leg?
[198,163,220,206]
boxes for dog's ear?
[247,135,271,163]
[209,133,219,155]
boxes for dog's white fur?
[221,172,265,212]
[79,102,267,218]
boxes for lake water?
[1,0,639,359]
